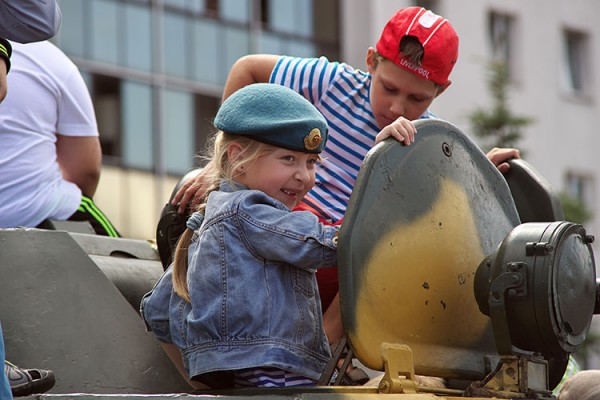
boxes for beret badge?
[304,128,323,151]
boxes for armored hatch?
[338,118,520,380]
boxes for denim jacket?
[141,180,339,382]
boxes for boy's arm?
[486,147,521,173]
[222,54,282,100]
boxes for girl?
[141,83,339,389]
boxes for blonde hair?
[172,131,274,302]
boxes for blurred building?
[54,0,600,261]
[54,0,340,238]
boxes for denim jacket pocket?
[292,267,316,298]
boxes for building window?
[92,75,121,165]
[56,0,86,57]
[164,12,190,79]
[267,0,312,36]
[90,0,120,65]
[257,0,339,60]
[311,0,339,59]
[488,11,516,80]
[163,89,194,175]
[122,81,154,170]
[565,172,594,210]
[194,94,220,160]
[192,19,220,84]
[221,0,250,22]
[124,3,152,72]
[205,0,219,15]
[561,29,590,96]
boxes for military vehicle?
[1,119,598,399]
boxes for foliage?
[559,192,593,224]
[468,61,533,152]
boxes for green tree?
[559,192,593,224]
[468,60,533,152]
[469,60,593,224]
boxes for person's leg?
[321,293,369,386]
[322,292,344,345]
[0,324,13,400]
[68,195,120,237]
[159,342,208,390]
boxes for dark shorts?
[316,267,339,312]
[68,195,120,237]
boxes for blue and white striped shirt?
[271,56,431,222]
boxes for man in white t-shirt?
[0,41,118,237]
[0,3,62,397]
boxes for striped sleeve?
[270,56,338,107]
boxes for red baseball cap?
[376,7,459,85]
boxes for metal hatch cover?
[338,119,520,380]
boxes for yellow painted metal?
[351,180,494,375]
[288,393,501,400]
[379,343,418,394]
[192,386,506,399]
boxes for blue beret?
[214,83,328,153]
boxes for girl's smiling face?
[234,145,318,210]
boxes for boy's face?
[366,48,450,129]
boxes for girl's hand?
[375,117,417,145]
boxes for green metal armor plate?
[338,119,521,380]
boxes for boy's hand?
[375,117,417,145]
[171,162,216,214]
[486,147,521,174]
[171,175,203,214]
